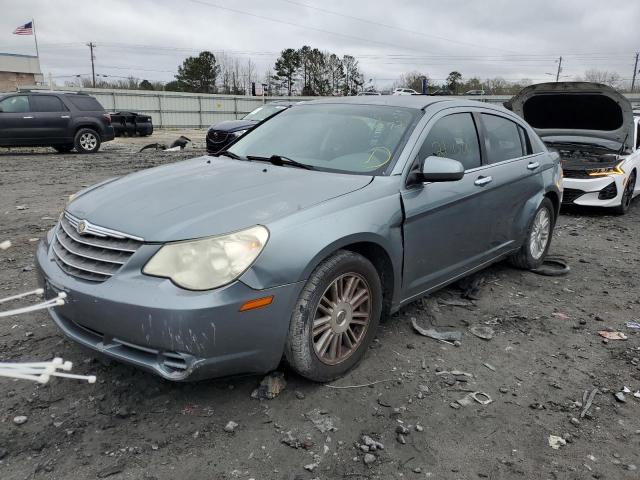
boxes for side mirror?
[415,156,465,182]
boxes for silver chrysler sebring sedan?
[36,96,562,382]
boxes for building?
[0,53,43,92]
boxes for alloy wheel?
[529,207,551,260]
[622,174,636,209]
[80,133,97,151]
[312,272,371,365]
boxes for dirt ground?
[1,130,639,480]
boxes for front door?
[29,95,72,143]
[401,111,495,301]
[0,95,33,145]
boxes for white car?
[511,82,640,214]
[392,88,419,96]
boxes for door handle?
[23,116,33,119]
[60,115,70,119]
[527,162,540,170]
[474,176,493,186]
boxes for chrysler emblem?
[77,220,88,234]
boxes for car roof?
[300,95,509,113]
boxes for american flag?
[13,21,33,35]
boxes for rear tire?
[285,250,382,382]
[613,171,636,215]
[74,128,101,153]
[53,145,74,153]
[509,198,555,270]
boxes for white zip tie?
[0,370,50,384]
[0,288,44,304]
[0,297,65,318]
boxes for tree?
[175,51,220,93]
[139,79,154,90]
[164,80,183,92]
[582,69,622,88]
[446,71,463,94]
[342,55,364,95]
[274,48,301,96]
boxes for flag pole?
[31,18,40,59]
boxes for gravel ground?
[1,131,639,480]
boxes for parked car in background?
[392,88,419,95]
[37,96,561,382]
[110,111,153,137]
[465,90,486,96]
[430,89,454,96]
[0,91,114,153]
[510,82,640,214]
[206,100,295,153]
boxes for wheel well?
[340,242,394,318]
[75,125,100,138]
[545,191,560,220]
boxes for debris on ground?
[411,317,462,344]
[13,415,27,425]
[360,435,384,452]
[458,274,485,300]
[0,240,11,250]
[363,453,376,465]
[223,421,238,433]
[625,321,640,329]
[580,388,598,418]
[435,370,473,378]
[139,136,191,152]
[281,431,313,450]
[304,463,318,472]
[306,408,338,433]
[251,371,286,399]
[614,392,626,403]
[469,325,495,340]
[454,391,493,407]
[532,258,570,277]
[598,331,628,341]
[548,435,567,449]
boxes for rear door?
[476,112,545,251]
[29,95,72,142]
[400,110,494,300]
[0,95,33,145]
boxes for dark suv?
[0,91,115,153]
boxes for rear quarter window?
[67,96,105,111]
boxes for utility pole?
[555,56,563,82]
[87,42,96,88]
[631,52,639,93]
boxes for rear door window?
[31,95,66,112]
[481,114,525,163]
[0,95,30,113]
[418,113,481,171]
[67,95,104,111]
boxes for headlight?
[232,129,248,137]
[587,162,625,177]
[143,226,269,290]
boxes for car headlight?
[232,129,248,137]
[587,162,625,177]
[142,226,269,290]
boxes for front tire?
[285,250,382,382]
[510,197,555,270]
[613,171,636,215]
[74,128,101,153]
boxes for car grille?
[52,213,143,282]
[562,188,585,204]
[562,169,591,179]
[207,130,229,144]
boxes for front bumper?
[36,235,304,381]
[562,175,624,207]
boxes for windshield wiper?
[212,151,247,160]
[246,154,315,170]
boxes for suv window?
[418,113,481,170]
[67,95,104,111]
[0,95,30,113]
[31,95,66,112]
[481,114,525,163]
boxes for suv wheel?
[74,128,101,153]
[285,250,382,382]
[509,198,555,270]
[53,144,74,153]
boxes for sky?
[0,0,638,90]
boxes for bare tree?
[582,69,622,88]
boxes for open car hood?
[508,82,635,151]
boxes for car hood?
[207,119,257,133]
[67,157,373,242]
[508,82,635,151]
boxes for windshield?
[243,104,287,122]
[228,104,420,174]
